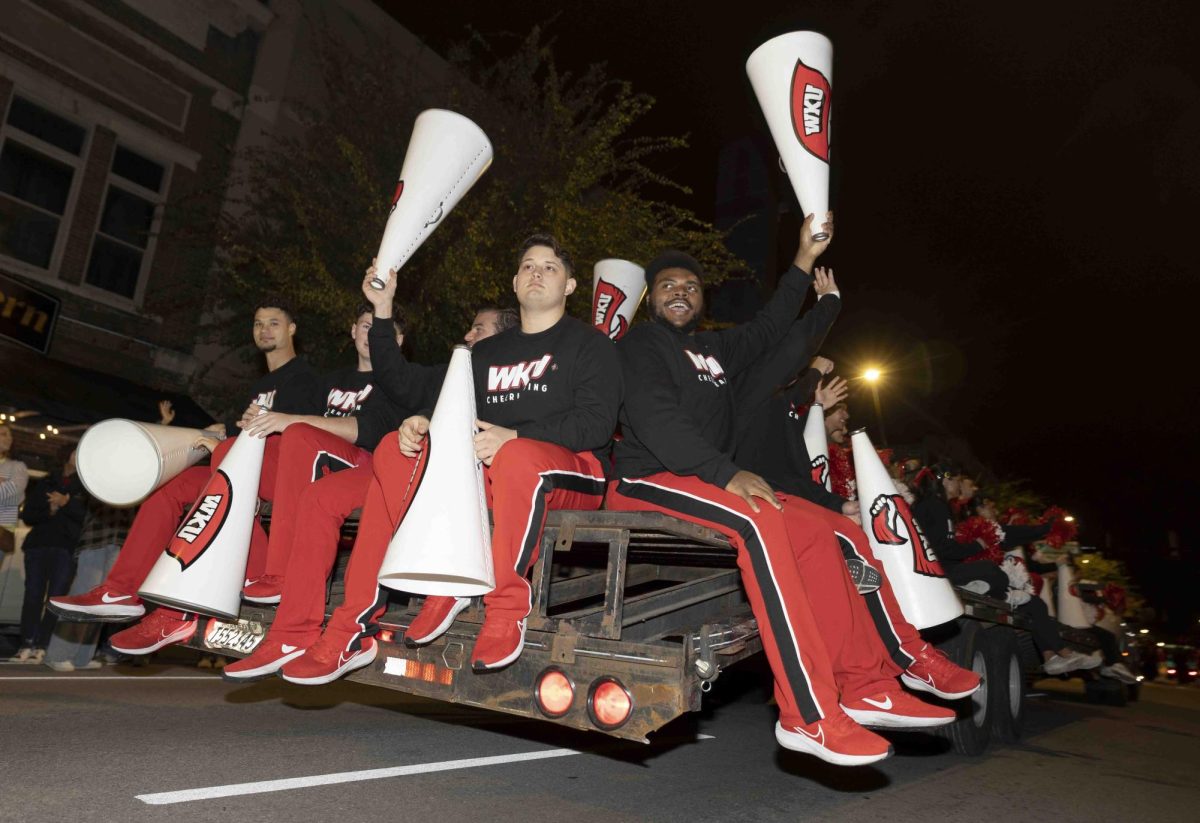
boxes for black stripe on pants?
[833,531,914,669]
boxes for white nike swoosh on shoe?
[244,579,254,587]
[101,593,133,603]
[909,671,936,686]
[793,725,824,746]
[862,696,893,710]
[281,644,298,654]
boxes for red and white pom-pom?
[1041,506,1079,548]
[956,516,1006,564]
[829,443,854,499]
[1000,507,1032,526]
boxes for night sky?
[390,2,1200,573]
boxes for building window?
[0,96,87,270]
[85,146,166,300]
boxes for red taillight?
[588,677,632,730]
[535,668,574,718]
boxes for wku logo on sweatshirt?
[325,384,373,417]
[683,349,727,387]
[487,355,554,392]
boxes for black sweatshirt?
[614,264,811,487]
[354,320,444,451]
[470,315,621,459]
[225,356,325,434]
[321,367,375,418]
[733,290,843,510]
[21,473,87,551]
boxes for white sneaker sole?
[900,672,980,701]
[841,703,956,729]
[281,642,378,686]
[242,591,282,605]
[405,597,471,647]
[471,621,526,672]
[222,647,306,682]
[110,621,198,655]
[774,722,892,766]
[47,601,145,622]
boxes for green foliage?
[198,24,739,415]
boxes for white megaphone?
[802,403,830,491]
[1056,562,1091,629]
[592,259,646,341]
[76,419,214,507]
[851,428,963,629]
[746,31,833,239]
[369,110,493,289]
[378,345,494,596]
[137,423,267,620]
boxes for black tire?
[937,620,994,756]
[987,627,1026,743]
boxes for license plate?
[203,618,265,655]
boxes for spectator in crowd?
[9,448,85,663]
[0,423,29,528]
[911,464,1100,675]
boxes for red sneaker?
[775,711,893,766]
[280,634,377,685]
[48,585,145,622]
[222,640,307,682]
[470,616,525,672]
[242,575,284,605]
[404,596,470,647]
[902,643,981,700]
[109,610,197,655]
[841,690,955,729]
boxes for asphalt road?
[1,658,1197,823]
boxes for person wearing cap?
[732,274,980,700]
[277,233,620,685]
[606,214,959,768]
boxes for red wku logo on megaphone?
[869,493,946,578]
[593,278,630,340]
[165,470,234,571]
[790,60,831,163]
[810,454,829,487]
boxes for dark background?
[389,1,1200,624]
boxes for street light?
[862,367,886,446]
[1064,515,1076,523]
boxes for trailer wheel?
[939,620,993,756]
[987,627,1025,743]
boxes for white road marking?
[136,749,583,805]
[136,734,718,805]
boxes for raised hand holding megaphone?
[370,110,493,290]
[747,31,833,239]
[138,410,268,620]
[378,345,494,596]
[592,259,646,341]
[76,419,215,507]
[851,428,963,629]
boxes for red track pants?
[607,474,898,726]
[104,436,280,602]
[787,497,924,669]
[322,435,606,649]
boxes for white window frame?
[79,142,172,308]
[0,90,91,281]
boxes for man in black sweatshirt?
[732,274,981,701]
[222,275,515,681]
[280,234,620,685]
[49,298,325,652]
[607,215,963,766]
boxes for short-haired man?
[222,278,509,680]
[278,234,620,684]
[49,300,325,649]
[0,424,29,527]
[606,216,957,766]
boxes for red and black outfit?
[101,357,324,602]
[261,321,437,644]
[318,315,620,652]
[609,265,901,727]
